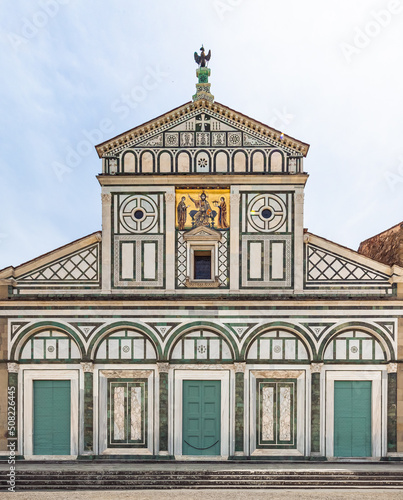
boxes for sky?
[0,0,402,269]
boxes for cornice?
[95,100,310,158]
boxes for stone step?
[2,469,402,490]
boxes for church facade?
[1,57,402,461]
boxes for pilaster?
[234,362,245,455]
[310,362,322,454]
[157,362,169,455]
[81,362,94,455]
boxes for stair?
[1,467,403,490]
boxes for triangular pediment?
[95,100,309,158]
[0,232,102,290]
[183,225,222,241]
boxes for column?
[157,362,169,455]
[234,362,245,455]
[310,363,323,455]
[7,363,19,455]
[387,363,397,453]
[81,362,94,455]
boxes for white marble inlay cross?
[198,113,210,131]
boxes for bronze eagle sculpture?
[194,46,211,67]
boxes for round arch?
[11,321,85,361]
[88,321,162,360]
[164,321,239,361]
[241,322,315,361]
[318,322,395,362]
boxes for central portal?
[182,380,221,455]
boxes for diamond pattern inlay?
[20,245,99,282]
[307,245,388,282]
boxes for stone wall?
[358,222,403,267]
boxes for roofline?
[0,231,102,277]
[360,220,403,245]
[95,99,310,158]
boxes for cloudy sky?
[1,0,402,269]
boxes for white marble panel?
[133,339,145,359]
[113,387,125,440]
[248,342,257,359]
[261,386,274,441]
[249,242,262,279]
[130,387,142,441]
[349,339,360,360]
[97,342,106,359]
[221,342,232,360]
[272,339,283,359]
[324,345,333,360]
[209,339,220,359]
[45,339,57,359]
[260,339,270,359]
[108,339,119,359]
[33,339,44,359]
[146,341,156,359]
[21,343,31,359]
[335,339,346,359]
[143,243,156,280]
[70,343,80,359]
[58,339,69,358]
[279,386,291,441]
[121,339,132,359]
[196,339,208,359]
[284,339,296,360]
[298,342,308,360]
[171,344,181,359]
[375,342,384,360]
[362,339,373,359]
[121,242,134,280]
[184,339,194,359]
[271,242,284,279]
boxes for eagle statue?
[194,46,211,67]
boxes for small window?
[194,251,211,280]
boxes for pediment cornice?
[95,100,310,158]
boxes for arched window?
[323,330,386,361]
[171,329,233,362]
[247,330,309,361]
[95,329,157,361]
[20,329,80,361]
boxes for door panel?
[33,380,71,455]
[334,380,372,457]
[183,380,221,455]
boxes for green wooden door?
[183,380,221,455]
[33,380,71,455]
[334,381,372,457]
